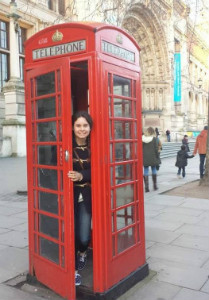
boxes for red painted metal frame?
[25,22,145,299]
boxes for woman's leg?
[151,166,158,190]
[143,167,149,192]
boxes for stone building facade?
[0,0,209,156]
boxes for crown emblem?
[116,34,123,44]
[52,30,63,42]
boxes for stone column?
[1,1,25,157]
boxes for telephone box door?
[98,62,146,289]
[25,58,75,300]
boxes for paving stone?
[147,195,185,206]
[145,219,183,231]
[0,247,28,283]
[161,206,204,216]
[0,230,28,248]
[117,279,180,300]
[147,257,209,290]
[172,233,209,251]
[144,203,166,211]
[172,288,209,300]
[201,279,209,293]
[146,243,209,267]
[145,227,181,244]
[175,224,209,237]
[154,212,202,224]
[182,198,209,210]
[0,216,26,229]
[0,205,26,216]
[0,284,43,300]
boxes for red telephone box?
[24,22,148,300]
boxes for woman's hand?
[68,171,83,182]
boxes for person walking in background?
[166,129,171,142]
[193,125,208,178]
[182,135,190,152]
[155,129,162,170]
[175,145,194,178]
[142,127,160,192]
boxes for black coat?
[142,136,160,167]
[175,150,193,167]
[72,139,91,214]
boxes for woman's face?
[73,116,91,141]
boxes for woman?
[142,127,160,192]
[68,111,93,286]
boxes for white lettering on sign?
[33,40,86,60]
[102,40,135,63]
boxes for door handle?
[65,150,69,162]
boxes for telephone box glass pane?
[37,122,56,142]
[115,143,131,161]
[37,97,56,119]
[116,184,134,207]
[116,206,134,230]
[38,168,58,190]
[40,214,59,239]
[40,237,59,264]
[113,75,131,96]
[113,99,132,117]
[38,145,57,166]
[114,121,131,139]
[115,164,132,184]
[36,72,55,96]
[39,191,58,214]
[117,227,135,254]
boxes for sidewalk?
[0,155,209,300]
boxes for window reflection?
[39,191,58,215]
[40,237,59,264]
[115,164,132,184]
[38,168,58,190]
[40,214,59,239]
[116,185,134,207]
[116,206,134,230]
[115,143,131,161]
[113,75,131,96]
[38,145,57,166]
[117,227,135,254]
[37,97,56,119]
[114,121,131,139]
[36,72,55,96]
[37,121,56,142]
[114,98,132,117]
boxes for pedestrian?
[142,127,160,192]
[182,135,190,152]
[67,111,93,286]
[166,129,171,142]
[175,145,194,178]
[193,125,208,178]
[156,131,162,171]
[155,127,160,136]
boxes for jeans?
[177,167,185,177]
[75,200,91,270]
[144,166,157,176]
[199,154,206,178]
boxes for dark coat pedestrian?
[175,145,194,177]
[182,135,190,152]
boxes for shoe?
[77,252,87,271]
[75,272,81,286]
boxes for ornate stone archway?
[122,1,173,131]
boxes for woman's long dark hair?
[72,111,93,146]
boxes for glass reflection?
[115,164,132,184]
[37,97,56,119]
[37,121,56,142]
[116,206,134,230]
[114,121,131,139]
[36,72,55,96]
[116,184,134,207]
[40,237,59,264]
[117,227,135,254]
[38,168,58,190]
[114,99,132,117]
[115,143,131,161]
[38,145,57,166]
[113,75,131,96]
[40,214,59,239]
[39,191,58,214]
